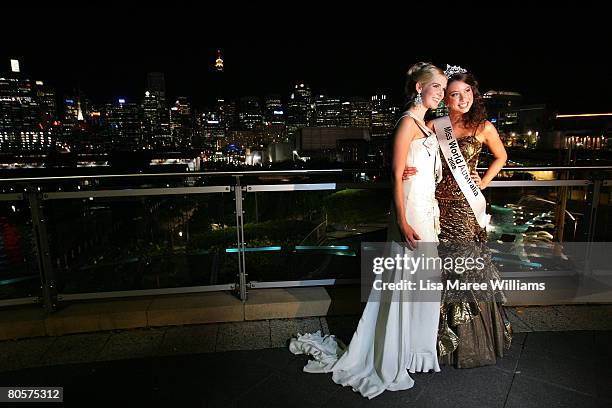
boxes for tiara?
[444,64,467,78]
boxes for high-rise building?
[314,95,343,127]
[34,80,57,127]
[348,97,371,128]
[141,91,163,149]
[105,98,142,151]
[214,49,224,72]
[218,99,237,132]
[286,82,312,137]
[147,72,166,103]
[197,110,225,150]
[63,98,80,123]
[238,96,262,130]
[262,95,286,145]
[58,96,84,151]
[0,61,50,152]
[264,95,284,125]
[170,97,193,149]
[371,94,395,138]
[145,72,170,147]
[340,101,352,128]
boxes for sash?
[432,116,490,228]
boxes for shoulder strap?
[394,112,412,128]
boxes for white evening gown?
[289,114,443,399]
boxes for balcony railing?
[1,166,611,310]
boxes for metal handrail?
[0,166,611,183]
[1,167,610,309]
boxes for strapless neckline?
[455,135,482,144]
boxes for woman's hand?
[402,166,418,181]
[471,171,483,189]
[400,222,421,250]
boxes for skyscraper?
[214,49,224,72]
[145,72,170,147]
[147,72,166,103]
[170,97,193,149]
[371,94,395,138]
[197,110,225,150]
[0,60,50,152]
[34,80,57,127]
[348,97,372,129]
[287,82,312,138]
[264,94,284,125]
[238,96,262,130]
[218,99,237,133]
[105,98,142,151]
[141,91,163,149]
[262,95,287,145]
[313,95,343,127]
[63,98,80,123]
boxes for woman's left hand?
[471,171,483,189]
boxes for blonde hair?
[404,62,444,108]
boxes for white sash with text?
[432,116,490,228]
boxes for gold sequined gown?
[435,134,512,368]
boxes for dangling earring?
[414,92,422,106]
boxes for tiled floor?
[0,305,610,407]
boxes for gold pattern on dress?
[435,135,513,367]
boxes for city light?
[10,59,20,73]
[556,113,612,118]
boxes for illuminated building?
[287,82,312,137]
[370,94,395,138]
[105,98,142,150]
[0,59,51,152]
[238,96,262,130]
[313,95,343,127]
[215,49,224,72]
[348,97,371,128]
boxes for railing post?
[233,176,248,301]
[585,178,602,242]
[554,170,569,242]
[26,190,57,313]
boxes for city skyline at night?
[1,7,610,161]
[1,7,609,114]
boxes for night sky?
[2,7,609,114]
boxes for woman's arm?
[478,121,507,190]
[392,117,421,249]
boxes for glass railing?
[0,193,40,305]
[0,166,610,309]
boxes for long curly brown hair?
[447,71,488,130]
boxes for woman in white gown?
[289,62,448,399]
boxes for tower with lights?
[215,49,224,72]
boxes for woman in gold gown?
[404,67,512,368]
